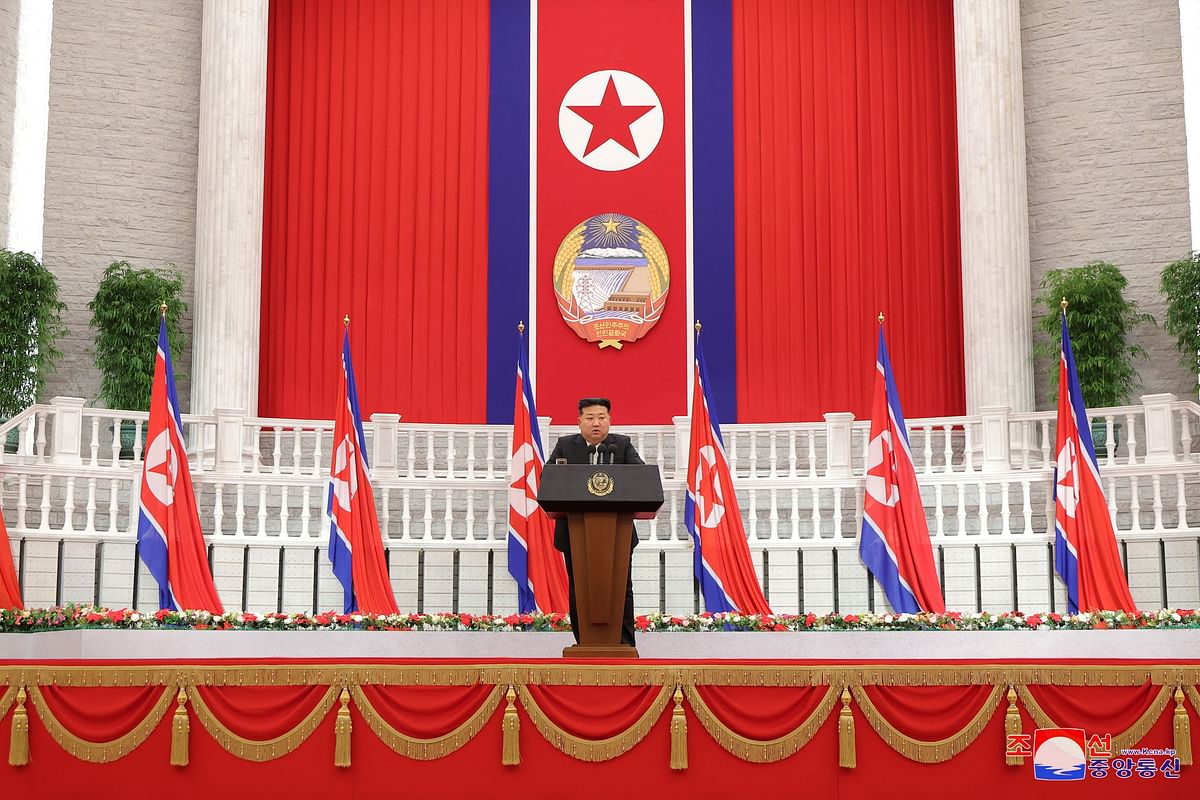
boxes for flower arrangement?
[0,605,1197,634]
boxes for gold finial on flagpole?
[518,320,525,334]
[343,314,350,327]
[694,320,702,334]
[160,303,168,318]
[877,312,885,325]
[1060,297,1069,314]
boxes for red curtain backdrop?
[262,0,489,421]
[732,0,963,422]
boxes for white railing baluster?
[748,487,758,540]
[832,487,844,540]
[106,476,118,533]
[1179,408,1192,458]
[810,486,821,538]
[934,484,945,537]
[401,487,413,541]
[89,418,100,466]
[257,485,268,536]
[487,489,498,540]
[235,485,246,536]
[39,475,51,531]
[300,485,311,538]
[422,488,434,539]
[1124,412,1138,465]
[1178,474,1189,531]
[86,477,97,533]
[942,424,953,472]
[279,485,289,537]
[1022,479,1033,535]
[214,484,224,535]
[1000,479,1011,536]
[62,477,76,533]
[291,428,302,475]
[956,482,967,536]
[17,474,27,529]
[1151,475,1164,531]
[1128,476,1141,532]
[272,425,283,474]
[769,487,779,540]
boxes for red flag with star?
[535,0,688,424]
[0,510,21,608]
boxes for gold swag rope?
[0,663,1196,771]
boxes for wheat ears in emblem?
[553,213,670,350]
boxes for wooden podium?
[539,464,664,659]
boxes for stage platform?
[2,630,1198,798]
[3,628,1200,661]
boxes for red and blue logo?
[1032,728,1087,781]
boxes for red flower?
[635,616,650,631]
[86,612,103,623]
[107,610,126,622]
[1094,620,1109,629]
[804,613,817,628]
[773,623,787,631]
[155,609,171,622]
[1025,614,1042,628]
[241,612,258,622]
[1048,613,1062,623]
[843,614,860,624]
[459,613,472,626]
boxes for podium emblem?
[553,213,670,350]
[586,472,615,497]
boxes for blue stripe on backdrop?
[691,0,738,422]
[487,0,532,424]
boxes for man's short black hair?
[578,397,611,413]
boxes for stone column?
[954,0,1035,413]
[190,0,268,417]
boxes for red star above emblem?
[567,76,655,157]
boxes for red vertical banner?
[535,0,688,424]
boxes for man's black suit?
[545,432,643,647]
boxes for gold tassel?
[838,688,855,769]
[334,688,352,768]
[170,687,190,767]
[1005,686,1023,766]
[1174,687,1192,766]
[502,685,520,766]
[669,686,688,770]
[9,687,28,767]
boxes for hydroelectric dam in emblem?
[552,213,670,350]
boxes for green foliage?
[1159,252,1200,382]
[87,261,187,411]
[0,250,67,418]
[1033,261,1153,408]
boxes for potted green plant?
[87,261,187,454]
[1159,252,1200,396]
[1033,261,1153,446]
[0,249,67,450]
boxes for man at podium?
[547,398,644,646]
